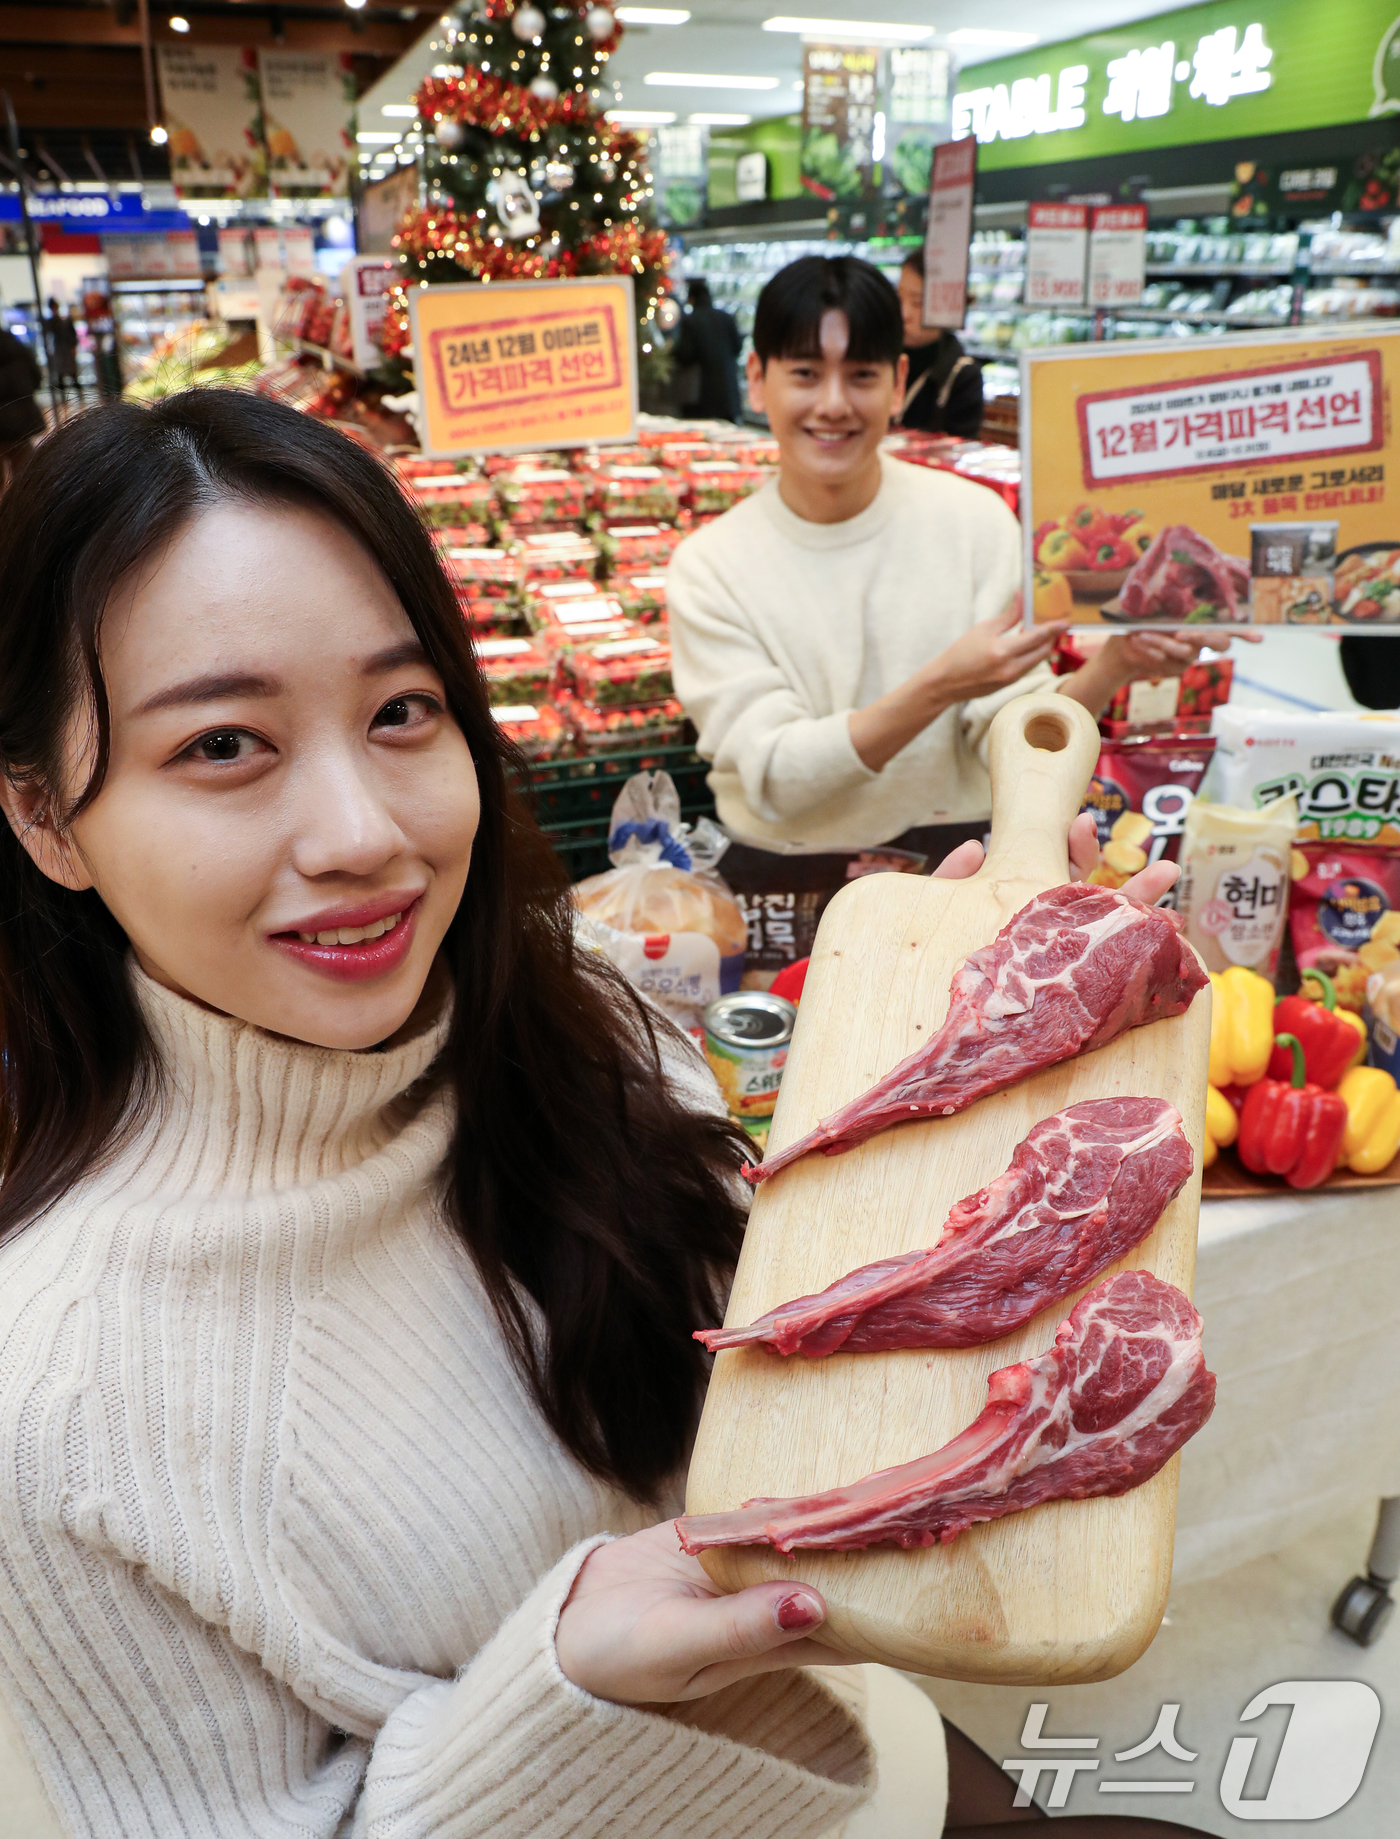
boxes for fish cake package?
[1210,708,1400,848]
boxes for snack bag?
[1288,844,1400,1012]
[573,772,747,1033]
[1210,708,1400,847]
[1079,738,1214,893]
[1176,792,1298,978]
[1366,960,1400,1079]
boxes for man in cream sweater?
[668,255,1207,882]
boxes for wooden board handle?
[979,692,1102,888]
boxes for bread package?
[573,771,746,1033]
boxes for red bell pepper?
[1267,969,1365,1089]
[1238,1033,1348,1190]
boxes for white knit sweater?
[667,453,1052,852]
[0,970,873,1837]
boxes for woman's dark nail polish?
[775,1591,822,1631]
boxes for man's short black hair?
[752,255,903,369]
[901,247,925,278]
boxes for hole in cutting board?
[1024,711,1070,753]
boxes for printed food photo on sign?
[1023,329,1400,627]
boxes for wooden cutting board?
[686,691,1212,1685]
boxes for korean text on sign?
[430,310,620,416]
[1078,352,1383,486]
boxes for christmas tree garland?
[383,0,672,377]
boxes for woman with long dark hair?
[0,392,1220,1839]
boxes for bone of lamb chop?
[676,1270,1214,1555]
[1118,525,1249,622]
[699,1097,1193,1356]
[748,883,1206,1184]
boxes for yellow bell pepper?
[1337,1065,1400,1174]
[1202,1083,1240,1168]
[1207,966,1277,1088]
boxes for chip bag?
[1288,844,1400,1012]
[573,772,747,1034]
[1079,738,1215,895]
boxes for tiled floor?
[914,1500,1396,1836]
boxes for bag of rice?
[1176,792,1298,978]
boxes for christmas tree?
[382,0,670,387]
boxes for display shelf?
[286,336,365,378]
[1146,261,1292,277]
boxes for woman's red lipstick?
[269,894,422,983]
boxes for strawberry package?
[517,530,600,583]
[591,466,682,522]
[560,633,673,709]
[475,636,552,706]
[1101,659,1233,736]
[557,693,688,754]
[491,701,568,759]
[522,581,618,639]
[685,461,768,516]
[411,472,498,528]
[495,466,588,528]
[1288,844,1400,1011]
[596,524,684,570]
[612,571,668,623]
[442,546,523,595]
[1079,737,1215,889]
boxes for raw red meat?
[750,884,1206,1183]
[699,1098,1192,1356]
[1118,525,1250,623]
[676,1270,1214,1554]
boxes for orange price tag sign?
[410,275,638,457]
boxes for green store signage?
[954,0,1400,171]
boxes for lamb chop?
[749,883,1206,1184]
[1118,525,1250,623]
[699,1097,1192,1356]
[676,1270,1214,1555]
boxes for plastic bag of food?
[574,772,746,1032]
[1176,792,1298,978]
[1209,708,1400,847]
[1080,737,1215,893]
[1289,845,1400,1011]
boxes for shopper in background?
[0,320,43,490]
[44,298,81,406]
[894,248,984,438]
[675,277,743,423]
[670,255,1218,876]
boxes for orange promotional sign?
[1023,327,1400,630]
[410,274,637,457]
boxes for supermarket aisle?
[916,1500,1395,1836]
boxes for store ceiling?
[360,0,1181,131]
[0,0,436,135]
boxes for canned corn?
[703,992,797,1137]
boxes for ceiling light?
[381,104,419,117]
[605,108,678,122]
[356,131,402,143]
[169,15,190,31]
[346,0,368,10]
[616,6,690,19]
[644,71,781,89]
[690,112,751,125]
[763,16,934,40]
[946,28,1039,46]
[150,125,169,145]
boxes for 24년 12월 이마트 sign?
[411,275,637,456]
[1023,327,1400,630]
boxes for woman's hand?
[933,811,1177,907]
[555,1520,849,1705]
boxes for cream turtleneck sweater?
[0,969,875,1837]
